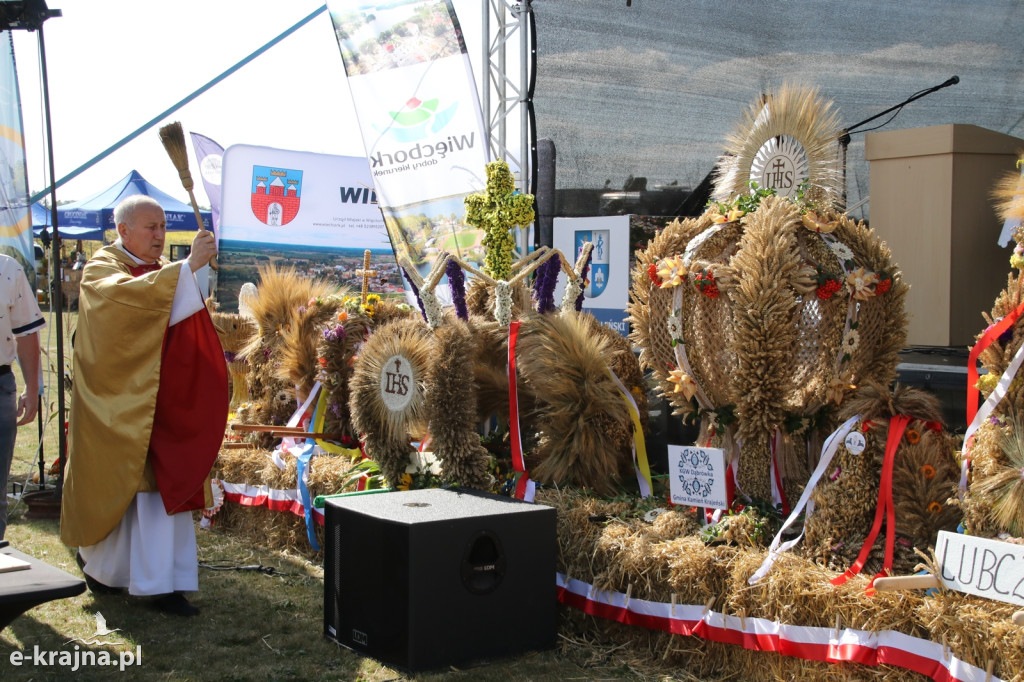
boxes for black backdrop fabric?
[532,0,1024,219]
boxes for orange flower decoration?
[337,310,349,322]
[927,501,943,514]
[920,464,936,480]
[905,429,921,444]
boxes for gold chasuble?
[61,247,228,547]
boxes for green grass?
[439,230,481,252]
[2,311,680,681]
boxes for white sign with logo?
[552,215,631,337]
[844,430,866,455]
[380,354,415,412]
[749,135,809,199]
[667,445,728,510]
[935,530,1024,606]
[221,145,388,248]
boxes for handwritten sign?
[667,445,728,510]
[935,530,1024,606]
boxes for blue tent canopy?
[55,169,212,233]
[31,202,49,227]
[30,202,106,241]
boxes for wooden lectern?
[866,124,1023,347]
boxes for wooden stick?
[221,442,251,450]
[573,241,595,276]
[269,431,345,440]
[508,246,560,287]
[510,245,549,272]
[231,424,305,433]
[872,574,940,592]
[229,424,346,440]
[422,253,451,293]
[398,256,424,288]
[448,254,497,287]
[158,121,218,270]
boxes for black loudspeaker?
[323,488,557,672]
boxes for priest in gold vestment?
[61,195,227,616]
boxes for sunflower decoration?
[629,83,907,507]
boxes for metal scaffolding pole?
[481,0,534,245]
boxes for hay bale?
[543,488,1024,682]
[210,447,360,557]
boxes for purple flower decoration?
[533,256,559,314]
[446,259,468,320]
[999,324,1014,346]
[329,401,343,418]
[323,324,347,342]
[402,268,427,322]
[576,251,593,311]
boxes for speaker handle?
[461,530,507,595]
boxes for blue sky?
[11,0,482,206]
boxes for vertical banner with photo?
[553,215,632,338]
[327,0,490,289]
[217,144,400,313]
[190,132,225,232]
[0,32,36,287]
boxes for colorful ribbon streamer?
[312,389,362,458]
[606,368,652,498]
[831,414,910,592]
[960,300,1024,490]
[507,321,536,502]
[750,415,860,584]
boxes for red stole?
[131,261,228,514]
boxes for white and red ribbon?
[749,415,860,584]
[831,414,909,592]
[960,311,1024,490]
[507,321,536,502]
[220,480,325,525]
[769,430,791,515]
[557,574,999,682]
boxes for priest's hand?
[187,229,217,272]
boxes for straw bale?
[211,501,322,557]
[544,488,1022,682]
[210,447,359,557]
